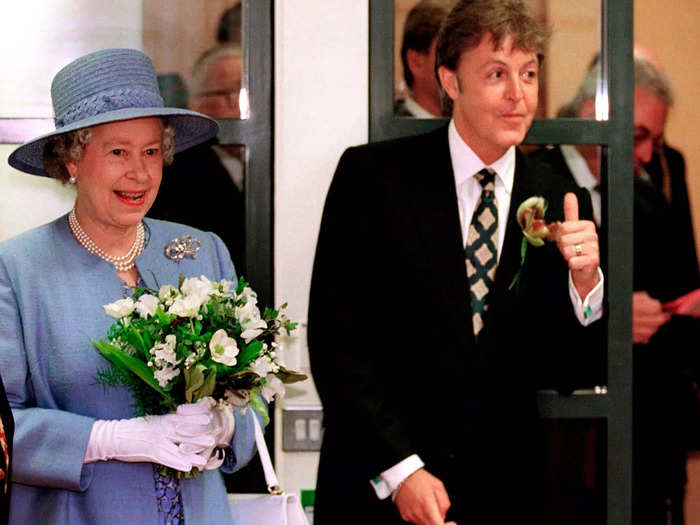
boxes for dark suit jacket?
[308,127,596,524]
[148,140,246,272]
[533,144,700,523]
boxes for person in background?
[395,0,454,118]
[188,43,244,121]
[532,50,700,525]
[308,1,603,523]
[0,48,260,524]
[217,2,243,45]
[149,42,246,271]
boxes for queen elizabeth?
[0,48,260,524]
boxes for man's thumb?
[563,192,579,222]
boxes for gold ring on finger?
[574,243,583,256]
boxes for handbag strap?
[252,412,283,495]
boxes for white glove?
[199,400,236,470]
[84,400,217,472]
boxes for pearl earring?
[69,175,76,184]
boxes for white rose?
[103,297,135,319]
[167,294,202,318]
[135,294,159,319]
[260,375,285,402]
[209,329,239,366]
[181,276,215,304]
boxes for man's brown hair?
[435,0,550,113]
[400,0,454,88]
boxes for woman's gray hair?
[42,120,176,183]
[557,54,673,118]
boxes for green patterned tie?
[465,168,498,337]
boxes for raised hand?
[554,192,600,299]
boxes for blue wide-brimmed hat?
[9,48,220,176]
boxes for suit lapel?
[402,138,551,344]
[486,150,541,317]
[404,127,474,333]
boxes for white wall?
[0,1,143,241]
[273,0,369,495]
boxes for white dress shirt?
[370,122,604,500]
[560,145,601,226]
[402,96,440,119]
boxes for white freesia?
[154,366,181,388]
[250,355,279,377]
[158,285,178,305]
[168,294,202,318]
[235,295,267,343]
[240,320,267,343]
[181,276,216,304]
[209,329,239,366]
[103,297,136,319]
[184,340,207,369]
[151,335,180,368]
[237,286,258,305]
[218,279,235,295]
[135,294,159,319]
[260,375,285,402]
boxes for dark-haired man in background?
[395,0,454,118]
[308,1,603,524]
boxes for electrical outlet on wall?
[282,406,324,451]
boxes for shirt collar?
[448,119,514,194]
[403,96,440,118]
[560,145,599,190]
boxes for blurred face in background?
[633,86,669,175]
[189,55,243,119]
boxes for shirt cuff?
[369,454,425,500]
[568,267,604,326]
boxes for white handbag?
[229,416,310,525]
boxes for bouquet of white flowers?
[93,275,305,425]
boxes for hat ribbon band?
[55,87,164,128]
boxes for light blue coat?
[0,215,258,524]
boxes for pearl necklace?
[68,209,145,272]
